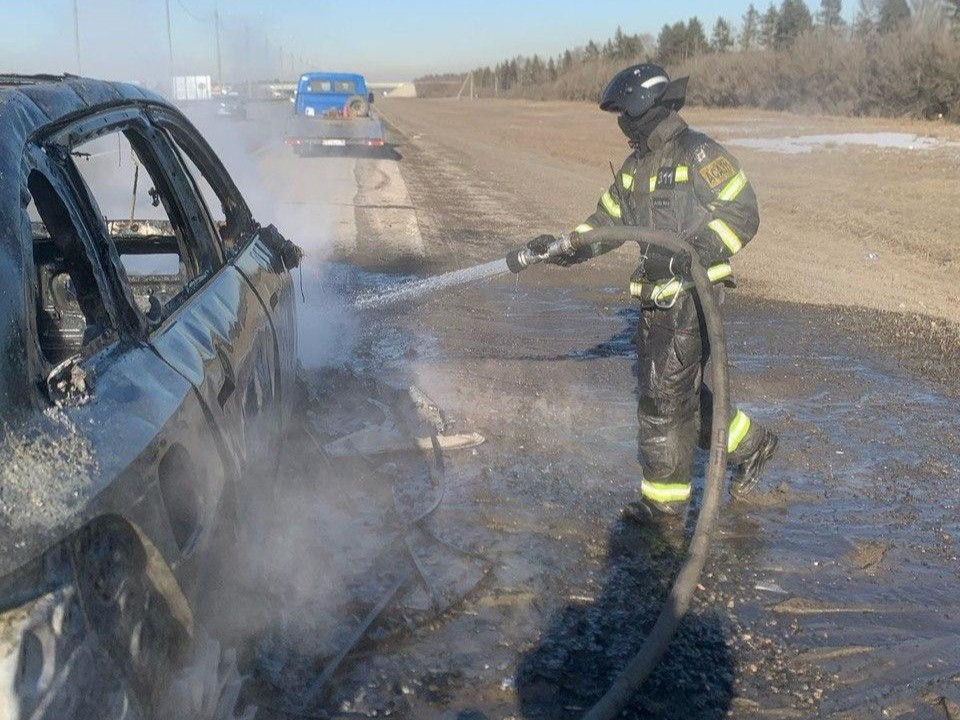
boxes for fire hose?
[505,227,730,720]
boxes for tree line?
[443,0,959,95]
[471,26,650,91]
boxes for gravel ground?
[195,100,960,719]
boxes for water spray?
[355,258,511,310]
[505,227,730,720]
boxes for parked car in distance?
[217,86,248,120]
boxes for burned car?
[0,75,301,718]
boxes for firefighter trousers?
[634,289,764,505]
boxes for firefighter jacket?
[573,111,759,305]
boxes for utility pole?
[164,0,174,79]
[244,23,251,95]
[72,0,82,74]
[214,6,223,86]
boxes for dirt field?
[379,98,960,324]
[196,99,960,719]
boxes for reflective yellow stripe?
[621,173,634,191]
[575,223,593,234]
[707,263,732,283]
[642,479,692,504]
[601,191,622,219]
[649,176,657,193]
[675,165,689,183]
[717,170,748,202]
[652,278,683,301]
[641,262,733,301]
[709,218,742,254]
[728,410,752,453]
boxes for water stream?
[354,258,510,310]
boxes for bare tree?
[907,0,943,27]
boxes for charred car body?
[0,75,300,718]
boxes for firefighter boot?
[730,428,779,498]
[621,497,688,553]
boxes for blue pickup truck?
[286,72,385,155]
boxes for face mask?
[617,106,671,149]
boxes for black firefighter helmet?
[600,64,689,117]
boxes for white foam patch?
[726,132,960,155]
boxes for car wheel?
[344,94,370,118]
[71,517,193,707]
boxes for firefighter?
[530,64,778,528]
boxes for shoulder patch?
[699,156,736,189]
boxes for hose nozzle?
[505,247,537,273]
[505,235,577,274]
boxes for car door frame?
[18,129,229,572]
[36,105,253,555]
[148,106,297,466]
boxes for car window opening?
[167,140,232,245]
[28,170,114,367]
[71,130,203,324]
[160,124,248,252]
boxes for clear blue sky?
[1,0,856,83]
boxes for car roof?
[0,75,170,415]
[0,73,167,141]
[299,72,365,83]
[0,74,168,246]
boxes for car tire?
[71,518,193,707]
[344,94,370,118]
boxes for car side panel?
[149,262,280,481]
[232,231,298,433]
[0,341,227,580]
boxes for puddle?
[726,132,960,155]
